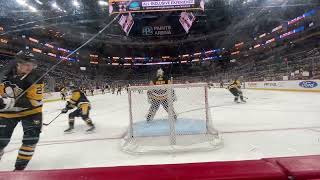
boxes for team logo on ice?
[299,81,318,88]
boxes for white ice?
[1,88,320,171]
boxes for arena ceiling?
[0,0,319,57]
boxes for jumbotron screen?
[109,0,205,14]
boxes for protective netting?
[121,83,223,154]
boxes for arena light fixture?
[51,2,58,9]
[28,5,37,12]
[51,2,65,12]
[73,0,80,7]
[35,0,43,5]
[16,0,27,6]
[98,0,108,6]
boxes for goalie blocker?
[121,83,223,154]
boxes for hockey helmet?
[157,68,164,77]
[15,50,38,67]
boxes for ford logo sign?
[299,81,318,88]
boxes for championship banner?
[179,12,195,33]
[109,0,205,14]
[118,13,134,36]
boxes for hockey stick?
[43,112,62,126]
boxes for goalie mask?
[156,68,164,77]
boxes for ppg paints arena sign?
[142,26,172,36]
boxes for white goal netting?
[121,83,223,154]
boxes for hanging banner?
[179,12,195,33]
[118,13,134,36]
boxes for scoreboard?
[109,0,204,15]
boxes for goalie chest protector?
[152,76,169,85]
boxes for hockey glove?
[0,96,15,110]
[61,108,69,114]
[0,85,15,110]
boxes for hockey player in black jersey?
[227,78,246,103]
[101,86,105,94]
[61,84,95,132]
[146,68,177,122]
[117,85,122,95]
[0,51,44,171]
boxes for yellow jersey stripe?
[0,107,42,118]
[20,146,35,151]
[17,155,32,160]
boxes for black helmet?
[156,68,164,77]
[15,50,37,66]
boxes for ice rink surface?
[1,88,320,171]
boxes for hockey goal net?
[121,83,223,154]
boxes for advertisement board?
[244,80,320,92]
[109,0,204,14]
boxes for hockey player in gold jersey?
[61,84,95,132]
[0,51,44,171]
[227,77,246,103]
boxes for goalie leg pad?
[161,100,177,120]
[146,100,160,121]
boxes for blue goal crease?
[133,118,207,137]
